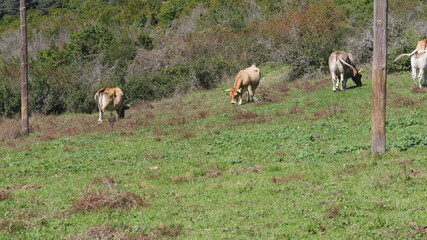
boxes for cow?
[328,51,362,92]
[416,39,427,51]
[394,48,427,89]
[94,87,128,124]
[225,64,260,105]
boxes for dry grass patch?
[71,189,148,212]
[91,177,117,186]
[230,111,257,120]
[0,190,11,201]
[170,176,191,183]
[323,205,341,219]
[204,168,222,178]
[179,131,196,140]
[0,117,22,140]
[390,95,420,108]
[411,86,427,93]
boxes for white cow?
[328,51,362,92]
[394,49,427,89]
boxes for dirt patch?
[411,86,427,93]
[390,95,420,108]
[71,190,148,212]
[0,190,11,201]
[179,131,196,140]
[323,205,340,219]
[230,111,257,120]
[406,222,427,238]
[196,111,208,119]
[152,225,182,238]
[311,106,346,120]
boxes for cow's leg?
[252,87,258,102]
[342,78,347,90]
[331,73,337,92]
[424,70,427,87]
[238,94,243,105]
[98,110,103,124]
[339,73,345,91]
[411,67,417,86]
[247,86,252,102]
[418,68,424,88]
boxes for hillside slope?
[1,0,427,117]
[1,67,426,239]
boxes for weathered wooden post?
[20,0,29,135]
[371,0,387,153]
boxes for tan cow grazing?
[94,87,128,124]
[225,64,260,105]
[328,51,362,92]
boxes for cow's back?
[96,87,124,111]
[329,51,354,77]
[241,65,260,88]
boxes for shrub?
[124,64,190,103]
[66,24,114,60]
[388,29,424,73]
[0,79,20,117]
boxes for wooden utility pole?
[371,0,387,153]
[20,0,29,135]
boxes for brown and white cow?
[94,87,128,124]
[394,41,427,88]
[328,51,362,92]
[225,64,260,105]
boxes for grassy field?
[1,66,426,239]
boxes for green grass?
[1,68,426,239]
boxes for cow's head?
[224,88,242,104]
[351,68,363,87]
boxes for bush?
[388,29,424,73]
[284,3,347,79]
[124,64,190,103]
[190,57,233,89]
[0,79,20,117]
[66,24,114,60]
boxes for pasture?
[1,66,426,239]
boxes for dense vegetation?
[0,0,427,116]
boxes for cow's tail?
[94,88,106,110]
[393,49,419,62]
[337,56,358,76]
